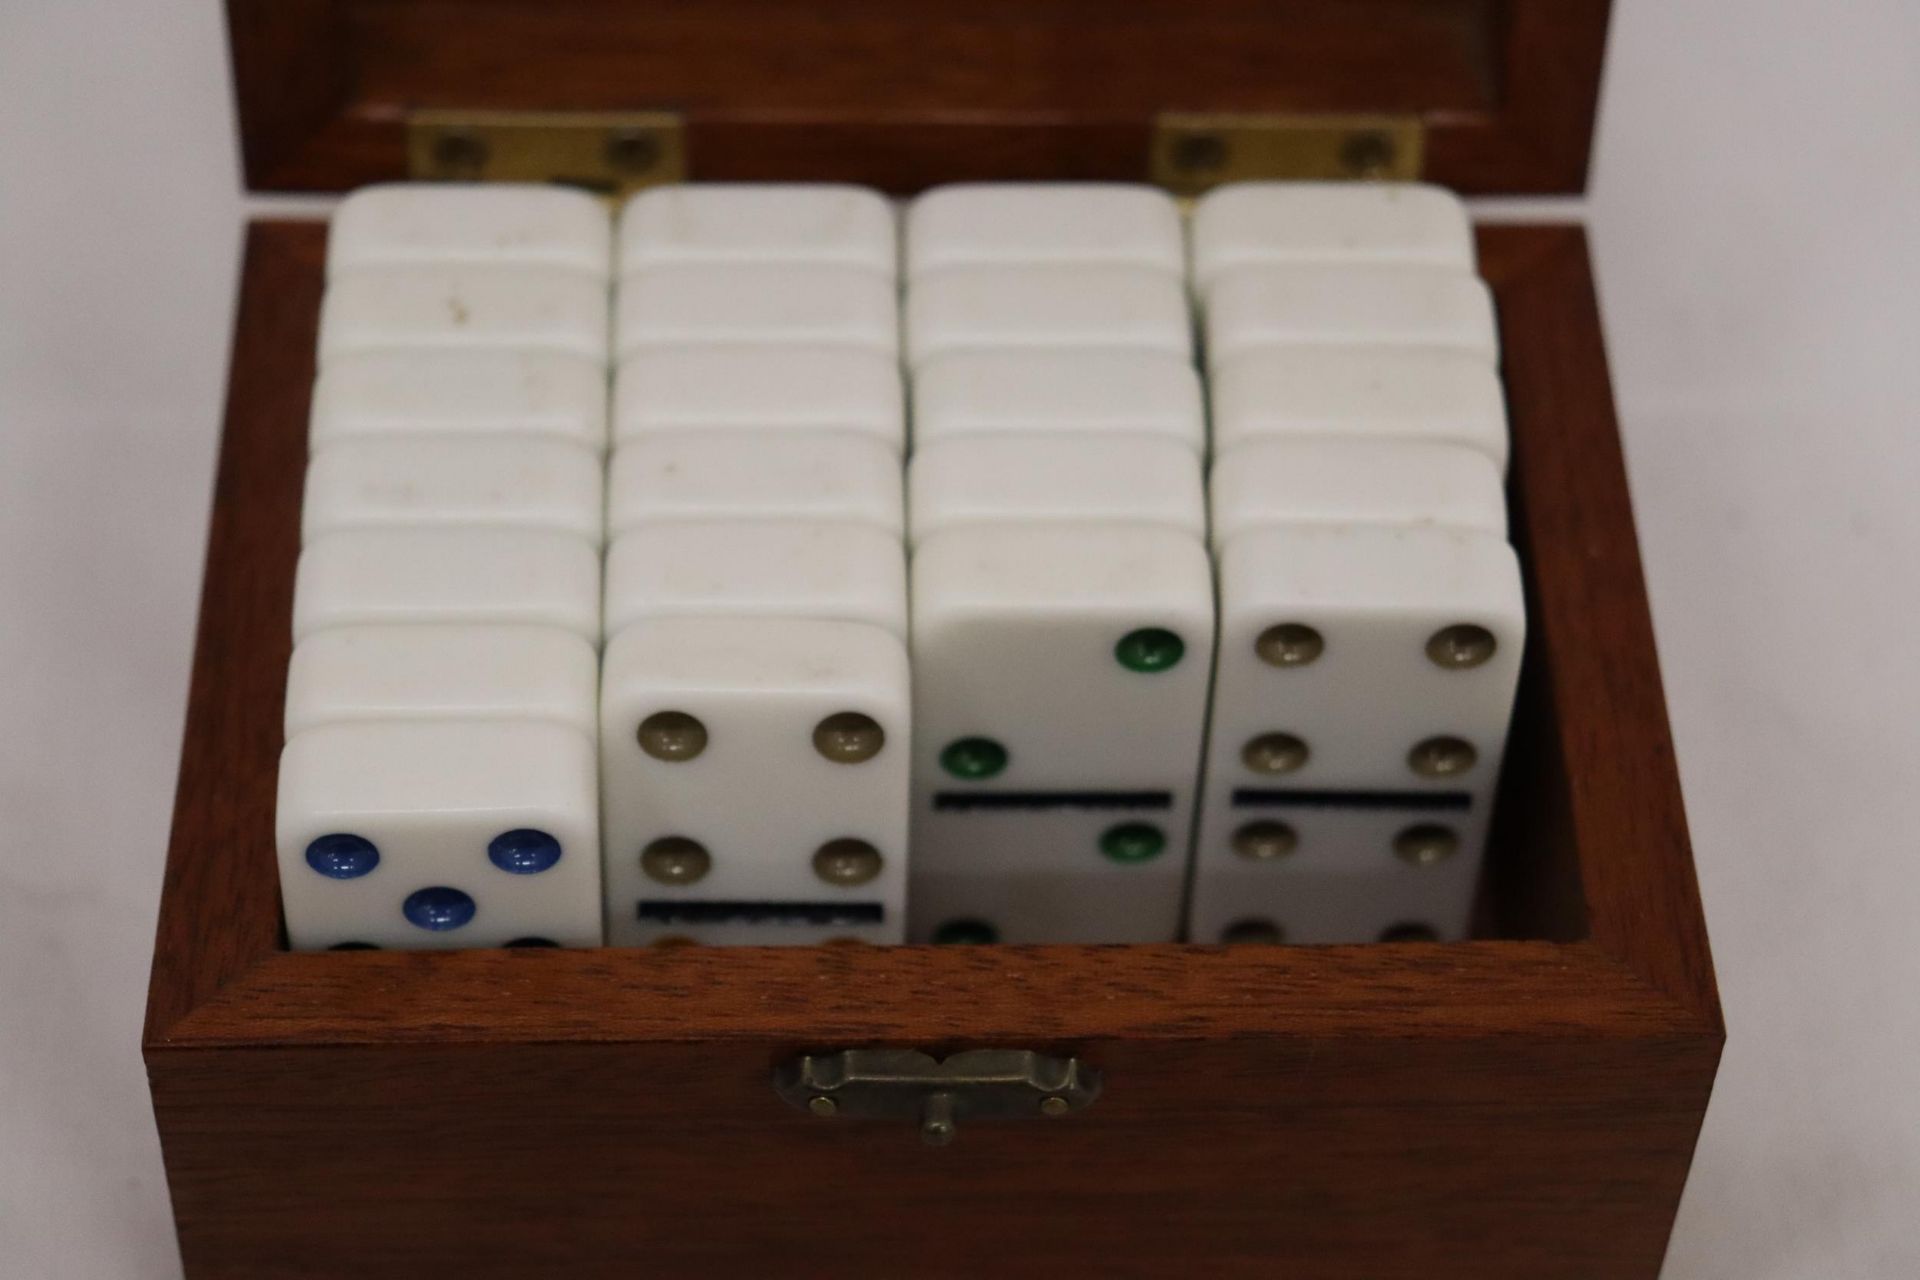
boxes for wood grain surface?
[226,0,1610,195]
[143,219,1720,1278]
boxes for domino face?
[910,349,1205,454]
[612,345,904,451]
[600,617,910,946]
[292,528,602,642]
[908,435,1206,547]
[302,436,605,545]
[615,263,898,358]
[277,720,602,951]
[905,184,1185,277]
[317,266,610,363]
[904,265,1192,367]
[908,524,1214,943]
[283,625,599,740]
[602,520,907,643]
[1188,525,1525,944]
[1207,438,1507,552]
[1189,182,1476,291]
[1204,264,1499,370]
[618,184,897,275]
[309,350,610,454]
[1209,346,1509,472]
[608,432,903,538]
[327,184,613,277]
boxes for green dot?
[1099,822,1167,863]
[940,736,1008,780]
[1115,628,1185,673]
[932,918,998,945]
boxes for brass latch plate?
[407,110,686,197]
[775,1049,1101,1146]
[1152,113,1425,195]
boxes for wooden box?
[145,3,1722,1276]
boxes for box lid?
[231,0,1609,198]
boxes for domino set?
[274,179,1522,952]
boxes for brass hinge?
[407,110,686,197]
[1151,113,1425,195]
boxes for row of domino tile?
[900,187,1214,943]
[281,187,614,949]
[1186,185,1522,944]
[600,188,911,946]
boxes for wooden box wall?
[145,2,1720,1276]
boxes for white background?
[2,1,1917,1275]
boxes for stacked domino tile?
[278,185,612,951]
[901,186,1213,944]
[601,186,912,946]
[1186,183,1523,945]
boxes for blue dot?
[403,886,476,931]
[306,833,379,879]
[488,828,562,875]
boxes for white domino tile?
[292,528,602,643]
[612,346,904,452]
[614,264,898,359]
[283,624,599,740]
[608,432,903,537]
[317,266,610,363]
[1203,264,1498,371]
[1189,524,1525,944]
[1209,346,1509,473]
[1189,182,1475,292]
[1207,438,1507,552]
[908,435,1205,547]
[600,617,910,947]
[905,184,1184,277]
[910,349,1204,454]
[907,524,1214,943]
[904,265,1192,368]
[602,520,907,644]
[618,184,896,276]
[302,436,606,546]
[309,350,610,455]
[327,184,612,278]
[277,719,602,951]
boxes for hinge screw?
[606,128,663,175]
[807,1095,838,1117]
[430,130,490,176]
[1170,132,1229,175]
[1340,131,1398,179]
[1039,1096,1070,1117]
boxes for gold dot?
[1256,623,1323,667]
[1232,820,1298,861]
[1221,919,1284,945]
[1393,824,1460,867]
[640,836,711,885]
[1242,733,1309,774]
[638,711,707,761]
[1426,624,1498,669]
[1407,736,1477,778]
[812,838,884,887]
[1380,922,1440,943]
[813,711,885,763]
